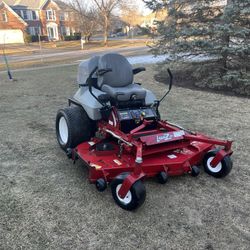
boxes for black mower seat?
[102,83,146,101]
[97,53,146,101]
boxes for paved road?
[6,46,149,63]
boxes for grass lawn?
[0,64,249,249]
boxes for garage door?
[0,29,24,44]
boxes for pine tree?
[144,0,250,95]
[217,0,250,90]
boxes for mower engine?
[112,107,157,133]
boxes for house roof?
[54,0,70,10]
[3,0,50,9]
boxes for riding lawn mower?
[56,53,233,211]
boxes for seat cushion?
[101,84,146,101]
[97,53,133,88]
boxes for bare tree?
[92,0,123,45]
[120,1,142,38]
[66,0,98,42]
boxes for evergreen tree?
[217,0,250,87]
[144,0,250,95]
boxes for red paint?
[74,107,233,199]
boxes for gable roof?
[3,0,50,9]
[1,1,27,25]
[54,0,70,11]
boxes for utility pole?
[2,34,13,80]
[38,33,44,62]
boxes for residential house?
[140,10,167,29]
[0,1,27,43]
[55,0,77,37]
[0,0,78,43]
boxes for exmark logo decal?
[156,130,185,143]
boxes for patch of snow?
[76,53,217,65]
[127,55,168,65]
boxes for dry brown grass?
[0,64,249,249]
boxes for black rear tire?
[203,149,233,178]
[56,106,95,151]
[111,173,146,211]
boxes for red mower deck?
[73,118,233,203]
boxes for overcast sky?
[137,0,151,15]
[65,0,151,15]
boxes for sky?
[137,0,152,15]
[66,0,151,16]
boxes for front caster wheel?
[96,178,107,192]
[191,166,200,177]
[157,171,168,184]
[111,174,146,211]
[203,150,233,178]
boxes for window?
[66,27,70,35]
[59,13,65,21]
[32,11,38,20]
[46,9,56,21]
[15,10,21,17]
[34,26,41,35]
[2,12,8,22]
[28,27,35,35]
[28,26,41,35]
[64,12,68,20]
[21,10,28,20]
[60,26,66,35]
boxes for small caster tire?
[157,171,168,184]
[203,150,233,178]
[96,178,107,192]
[191,166,200,177]
[66,148,73,159]
[111,173,146,211]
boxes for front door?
[47,27,54,39]
[47,24,58,40]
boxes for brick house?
[1,0,78,43]
[0,1,27,43]
[55,0,78,37]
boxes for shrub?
[31,35,49,42]
[63,34,81,41]
[25,35,49,43]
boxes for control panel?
[117,108,157,121]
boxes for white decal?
[157,133,172,142]
[108,120,114,126]
[167,154,177,159]
[90,163,102,169]
[173,130,185,137]
[88,141,95,146]
[113,159,122,166]
[156,130,185,143]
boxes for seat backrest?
[97,53,133,88]
[77,56,99,86]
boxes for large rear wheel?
[56,106,95,151]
